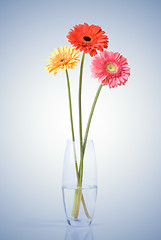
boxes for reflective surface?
[65,226,94,240]
[1,217,161,240]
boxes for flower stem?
[73,52,85,219]
[65,69,91,219]
[71,52,91,219]
[83,84,103,155]
[66,69,75,141]
[66,69,78,177]
[78,51,85,181]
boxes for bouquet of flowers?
[46,23,130,221]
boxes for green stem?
[71,52,85,219]
[78,51,85,183]
[72,189,82,218]
[66,69,75,141]
[83,84,103,156]
[71,52,86,219]
[66,70,79,175]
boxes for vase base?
[67,219,92,227]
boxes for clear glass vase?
[62,139,97,227]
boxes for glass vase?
[62,139,97,227]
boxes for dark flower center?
[60,59,65,62]
[83,36,91,42]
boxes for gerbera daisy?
[46,46,80,75]
[67,23,108,57]
[90,51,130,88]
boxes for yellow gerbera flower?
[46,46,80,75]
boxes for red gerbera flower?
[67,23,109,57]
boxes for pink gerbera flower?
[90,51,130,88]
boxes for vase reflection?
[64,225,94,240]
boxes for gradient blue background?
[0,0,161,239]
